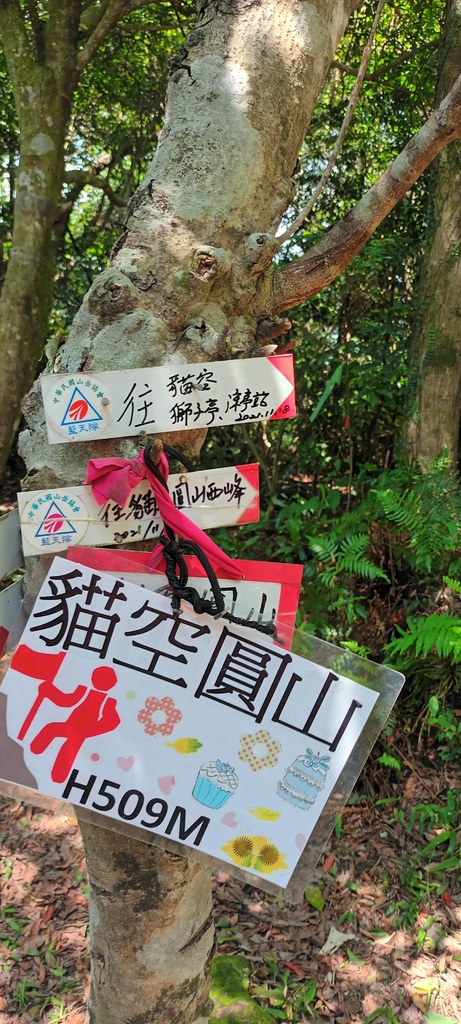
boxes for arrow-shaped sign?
[18,464,260,555]
[40,355,296,444]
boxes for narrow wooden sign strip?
[0,577,23,654]
[18,464,260,556]
[40,354,296,444]
[0,509,23,579]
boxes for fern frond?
[317,565,340,587]
[308,536,337,561]
[311,532,389,585]
[443,576,461,595]
[374,476,461,574]
[377,752,401,772]
[386,613,461,663]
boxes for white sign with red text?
[18,465,259,556]
[40,355,295,444]
[1,558,382,888]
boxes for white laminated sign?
[40,355,295,444]
[18,464,259,555]
[0,558,404,899]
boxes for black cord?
[163,442,195,472]
[160,536,225,616]
[160,536,277,636]
[144,443,277,637]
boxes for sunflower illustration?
[221,835,255,868]
[252,835,288,874]
[221,833,287,875]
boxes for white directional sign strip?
[40,355,295,444]
[0,509,23,579]
[17,464,259,556]
[0,577,23,643]
[1,557,382,888]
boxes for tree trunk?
[18,1,461,1020]
[0,94,71,466]
[19,3,358,1020]
[79,821,214,1024]
[0,0,81,468]
[404,0,461,469]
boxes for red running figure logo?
[12,645,120,784]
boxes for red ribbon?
[84,449,242,579]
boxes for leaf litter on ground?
[1,760,461,1023]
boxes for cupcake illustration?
[192,759,239,809]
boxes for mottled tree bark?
[404,0,461,468]
[0,0,176,472]
[17,1,461,1022]
[0,0,81,468]
[79,822,214,1024]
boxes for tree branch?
[63,170,127,207]
[272,68,461,314]
[331,39,438,83]
[276,0,386,245]
[24,0,45,61]
[76,0,132,72]
[115,21,182,32]
[76,0,189,72]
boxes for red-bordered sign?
[66,547,303,649]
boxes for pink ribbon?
[85,449,242,579]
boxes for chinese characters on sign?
[66,548,303,650]
[18,465,259,555]
[1,559,389,887]
[40,356,296,444]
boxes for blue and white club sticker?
[44,374,111,442]
[21,491,89,553]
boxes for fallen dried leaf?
[318,927,357,956]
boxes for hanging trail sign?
[40,355,295,444]
[0,558,403,895]
[66,547,303,649]
[18,464,259,555]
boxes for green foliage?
[426,698,461,762]
[308,533,389,586]
[386,614,461,661]
[51,5,194,333]
[340,639,372,658]
[385,791,461,926]
[210,955,275,1024]
[364,1011,399,1024]
[372,472,461,573]
[443,575,461,595]
[252,955,317,1021]
[309,361,345,423]
[210,952,317,1023]
[376,751,401,772]
[407,789,461,833]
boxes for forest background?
[1,1,461,1023]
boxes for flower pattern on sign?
[137,696,182,737]
[238,729,281,772]
[221,834,287,875]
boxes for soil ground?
[1,760,460,1024]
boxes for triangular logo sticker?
[61,387,103,427]
[34,502,77,538]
